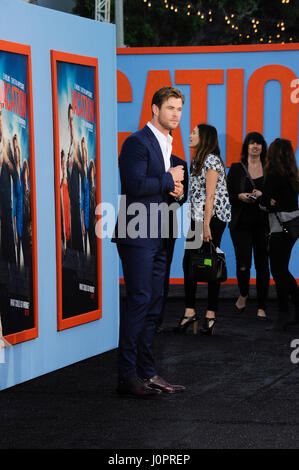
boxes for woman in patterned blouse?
[176,124,231,335]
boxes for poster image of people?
[51,51,101,331]
[0,41,38,346]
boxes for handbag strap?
[240,162,256,190]
[274,212,288,233]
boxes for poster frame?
[50,50,102,331]
[0,39,38,345]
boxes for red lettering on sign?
[246,65,298,152]
[226,69,244,166]
[175,69,224,129]
[117,70,133,154]
[139,70,185,160]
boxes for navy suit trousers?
[117,241,167,381]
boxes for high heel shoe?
[174,314,199,334]
[200,317,217,336]
[256,309,267,321]
[234,305,246,314]
[234,295,248,314]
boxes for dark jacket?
[167,154,188,240]
[227,162,265,231]
[112,125,177,248]
[260,172,299,213]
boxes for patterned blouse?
[190,154,231,223]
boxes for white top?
[147,121,172,171]
[190,153,231,223]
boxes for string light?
[140,1,295,44]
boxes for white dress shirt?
[147,121,172,171]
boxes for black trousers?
[230,223,270,310]
[269,232,299,313]
[183,216,226,312]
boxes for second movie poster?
[51,52,101,330]
[0,41,38,345]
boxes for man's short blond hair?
[151,86,185,111]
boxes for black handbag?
[275,213,299,241]
[190,242,227,283]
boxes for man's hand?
[168,165,184,184]
[169,181,184,198]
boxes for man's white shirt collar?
[147,121,172,171]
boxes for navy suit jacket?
[112,125,187,248]
[167,155,188,240]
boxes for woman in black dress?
[261,138,299,331]
[227,132,270,320]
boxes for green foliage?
[72,0,94,19]
[72,0,298,46]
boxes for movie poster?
[0,41,38,345]
[51,51,101,330]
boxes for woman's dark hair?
[241,132,267,164]
[265,138,299,192]
[191,123,225,176]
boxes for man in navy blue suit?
[156,154,188,332]
[113,87,186,397]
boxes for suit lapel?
[142,125,165,172]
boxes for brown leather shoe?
[144,375,186,393]
[117,376,162,398]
